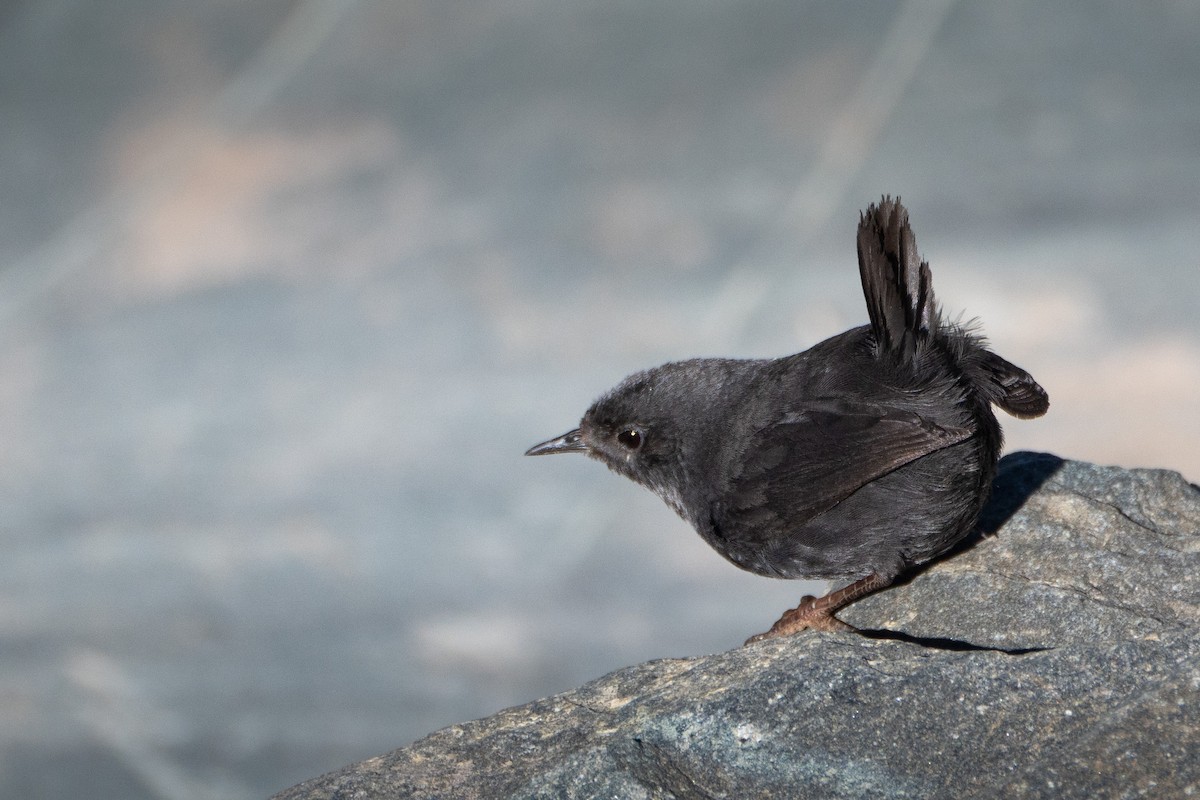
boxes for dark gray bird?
[526,198,1048,642]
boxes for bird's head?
[525,363,706,516]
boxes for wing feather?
[722,398,973,524]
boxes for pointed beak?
[525,428,588,456]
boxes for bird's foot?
[744,595,855,645]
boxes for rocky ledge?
[273,453,1200,799]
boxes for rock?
[273,454,1200,799]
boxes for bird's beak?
[525,429,588,456]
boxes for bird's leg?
[744,572,892,644]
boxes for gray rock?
[273,454,1200,799]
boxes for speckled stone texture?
[273,453,1200,799]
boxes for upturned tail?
[856,196,1049,419]
[856,196,937,363]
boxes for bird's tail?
[973,350,1050,419]
[856,196,936,362]
[856,196,1050,419]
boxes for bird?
[525,197,1048,642]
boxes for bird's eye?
[617,429,643,450]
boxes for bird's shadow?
[855,627,1048,654]
[953,450,1066,555]
[849,451,1065,655]
[879,450,1064,591]
[980,450,1066,531]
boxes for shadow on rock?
[857,627,1049,655]
[979,450,1065,535]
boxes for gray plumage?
[527,197,1048,636]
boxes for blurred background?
[2,1,1198,797]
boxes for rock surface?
[273,453,1200,799]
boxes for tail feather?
[857,196,937,360]
[975,351,1050,419]
[858,197,1050,419]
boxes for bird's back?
[700,199,1044,582]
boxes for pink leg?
[745,572,892,645]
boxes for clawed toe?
[743,600,854,645]
[743,573,889,646]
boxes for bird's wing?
[722,398,973,524]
